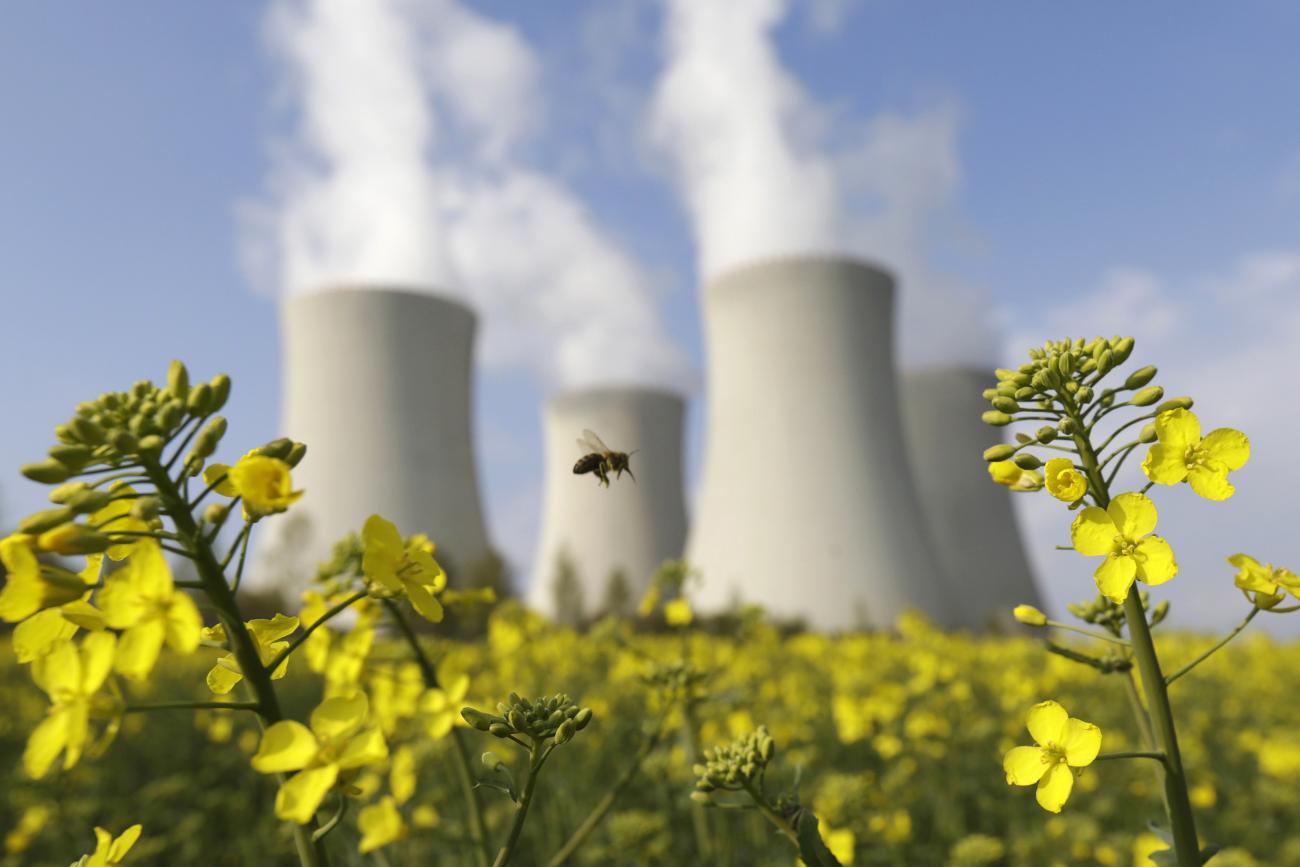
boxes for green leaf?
[793,808,843,867]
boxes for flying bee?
[574,429,636,487]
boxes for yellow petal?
[164,593,203,654]
[405,582,445,623]
[1187,464,1234,501]
[202,463,238,497]
[128,540,175,600]
[390,747,417,805]
[32,639,80,696]
[108,824,143,861]
[251,721,319,774]
[1060,718,1102,767]
[1003,745,1050,785]
[336,726,388,770]
[206,658,244,695]
[1035,762,1075,813]
[1044,458,1087,503]
[13,609,78,663]
[358,796,407,854]
[1026,700,1068,747]
[1141,444,1188,485]
[1134,537,1177,586]
[1107,492,1157,539]
[80,632,117,693]
[23,711,70,778]
[1155,408,1200,449]
[97,576,148,630]
[1202,428,1249,471]
[311,693,370,740]
[276,765,339,824]
[1096,555,1138,603]
[61,704,90,770]
[447,673,470,703]
[60,600,105,631]
[1070,507,1116,556]
[250,613,300,644]
[114,620,166,681]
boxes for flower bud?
[186,383,212,416]
[488,723,512,738]
[131,497,162,522]
[1035,426,1057,444]
[554,720,575,745]
[1013,605,1048,627]
[155,402,183,433]
[191,417,227,459]
[138,435,165,456]
[22,460,72,484]
[167,360,190,401]
[1128,386,1164,407]
[507,709,528,732]
[1096,349,1114,376]
[1125,365,1157,390]
[71,417,106,445]
[992,396,1019,414]
[208,374,232,413]
[285,442,308,468]
[48,444,93,471]
[254,438,294,461]
[1112,336,1135,364]
[1074,386,1093,403]
[995,382,1018,399]
[18,507,76,535]
[1013,453,1041,470]
[1058,418,1078,435]
[203,502,230,525]
[50,481,91,504]
[982,388,998,401]
[983,444,1017,462]
[67,488,113,514]
[982,411,1012,427]
[37,524,113,555]
[109,430,137,454]
[689,791,713,805]
[1156,396,1194,413]
[1139,423,1157,444]
[573,707,593,730]
[1056,353,1072,378]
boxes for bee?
[574,429,636,487]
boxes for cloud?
[245,0,691,393]
[648,0,997,365]
[1007,250,1300,633]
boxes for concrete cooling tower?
[256,287,491,592]
[529,387,688,623]
[686,255,952,630]
[900,367,1042,628]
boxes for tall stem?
[143,457,330,867]
[493,744,543,867]
[1070,418,1200,867]
[383,600,491,867]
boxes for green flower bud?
[110,430,137,454]
[208,374,231,413]
[285,442,308,468]
[1079,357,1097,374]
[22,459,73,484]
[1014,387,1036,401]
[1125,365,1157,390]
[1014,432,1032,444]
[1056,353,1072,378]
[1013,604,1048,627]
[186,383,212,416]
[1035,426,1058,444]
[995,382,1018,399]
[992,396,1019,414]
[191,417,227,459]
[167,360,190,401]
[18,507,76,535]
[1064,380,1079,394]
[760,738,774,762]
[137,435,165,456]
[67,489,113,514]
[155,402,183,433]
[573,707,593,730]
[1099,389,1115,408]
[1139,423,1158,443]
[1096,349,1114,376]
[1112,336,1135,364]
[50,481,91,504]
[48,444,93,471]
[1128,386,1164,407]
[983,444,1017,462]
[689,791,713,805]
[1058,418,1078,435]
[1013,453,1042,470]
[1151,599,1171,625]
[71,417,106,445]
[203,502,230,525]
[1156,396,1194,413]
[981,388,998,401]
[254,438,294,460]
[131,497,162,522]
[1074,386,1093,403]
[554,720,575,745]
[128,415,154,438]
[981,411,1013,427]
[37,524,113,556]
[488,723,512,738]
[481,752,505,771]
[507,709,528,732]
[994,368,1017,381]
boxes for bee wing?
[579,429,609,454]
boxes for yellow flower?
[1003,700,1102,813]
[361,515,446,622]
[203,614,300,694]
[1070,492,1177,603]
[88,484,150,560]
[24,632,119,778]
[72,824,142,867]
[232,454,303,516]
[420,673,470,740]
[1228,553,1298,609]
[0,533,89,623]
[987,460,1043,491]
[299,590,338,673]
[1044,458,1087,503]
[665,598,693,626]
[358,796,408,854]
[390,746,418,805]
[1141,408,1249,500]
[251,693,388,824]
[98,540,203,680]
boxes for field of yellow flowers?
[3,603,1298,866]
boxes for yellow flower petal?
[13,609,78,663]
[61,600,105,631]
[1070,507,1116,556]
[107,824,143,862]
[1187,464,1234,501]
[206,658,244,695]
[1059,718,1102,767]
[311,693,369,741]
[1106,492,1157,539]
[1026,700,1068,747]
[358,796,407,854]
[1134,537,1177,586]
[1155,408,1200,450]
[165,594,203,654]
[32,639,80,696]
[276,765,339,824]
[202,463,238,497]
[337,726,388,770]
[114,620,166,681]
[1201,428,1249,471]
[1035,762,1075,813]
[1141,444,1189,485]
[251,721,318,774]
[391,747,417,805]
[1044,458,1087,503]
[1003,745,1050,785]
[80,632,117,693]
[249,614,300,644]
[405,582,445,623]
[23,711,70,778]
[1096,555,1138,603]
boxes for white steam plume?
[246,0,691,392]
[650,0,996,366]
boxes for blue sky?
[3,1,1299,631]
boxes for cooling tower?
[528,387,688,622]
[686,255,951,629]
[256,287,491,592]
[900,367,1042,628]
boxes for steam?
[246,0,691,391]
[650,0,997,366]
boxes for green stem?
[493,744,543,867]
[1095,751,1167,764]
[545,712,668,867]
[740,781,798,848]
[1068,417,1200,867]
[141,456,330,867]
[123,701,260,714]
[1044,620,1131,646]
[1166,606,1260,686]
[384,599,491,867]
[267,590,367,674]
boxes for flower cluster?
[462,692,593,747]
[692,726,776,796]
